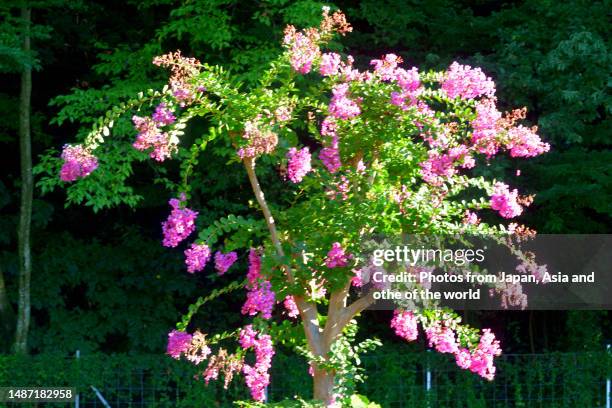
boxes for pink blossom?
[395,67,421,92]
[173,88,193,105]
[321,116,338,137]
[328,83,360,119]
[239,326,275,402]
[420,144,475,185]
[166,330,192,359]
[246,248,262,286]
[338,55,365,82]
[455,348,472,369]
[370,53,402,81]
[390,310,418,342]
[351,268,364,287]
[274,105,292,122]
[237,119,278,159]
[286,147,312,183]
[441,62,496,100]
[161,196,198,247]
[320,140,341,173]
[242,280,275,319]
[425,325,459,354]
[152,102,176,125]
[239,325,258,349]
[320,52,341,76]
[506,125,550,158]
[499,282,528,309]
[59,144,99,181]
[214,251,238,275]
[468,329,501,380]
[184,243,211,273]
[284,30,320,74]
[463,210,480,225]
[472,99,501,157]
[490,182,523,218]
[325,242,350,268]
[389,67,423,109]
[283,295,299,317]
[203,362,219,383]
[419,151,456,185]
[319,118,342,173]
[132,115,177,162]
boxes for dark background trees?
[0,0,609,355]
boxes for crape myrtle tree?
[43,9,549,406]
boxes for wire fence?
[0,349,610,407]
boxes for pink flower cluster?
[472,99,502,157]
[59,144,99,182]
[391,316,502,381]
[152,102,176,125]
[390,310,418,342]
[241,280,275,319]
[214,251,238,275]
[471,99,549,160]
[490,182,523,218]
[236,119,278,159]
[152,51,201,106]
[283,27,320,74]
[351,268,364,287]
[419,145,475,186]
[463,210,480,226]
[325,242,350,268]
[246,249,262,285]
[274,105,292,123]
[161,196,198,247]
[242,249,275,319]
[184,243,211,273]
[283,295,299,317]
[319,118,342,173]
[286,147,312,183]
[320,52,341,76]
[370,53,402,81]
[441,62,496,100]
[166,330,192,359]
[132,114,177,162]
[368,54,424,110]
[506,125,550,158]
[455,329,502,380]
[239,326,275,402]
[328,83,360,120]
[426,324,460,354]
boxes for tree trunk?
[14,5,32,355]
[0,264,15,351]
[313,367,335,405]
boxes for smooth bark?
[14,5,33,355]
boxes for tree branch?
[242,157,323,355]
[324,289,376,348]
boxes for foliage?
[0,0,607,393]
[45,7,557,404]
[0,350,609,407]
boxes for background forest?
[0,0,610,362]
